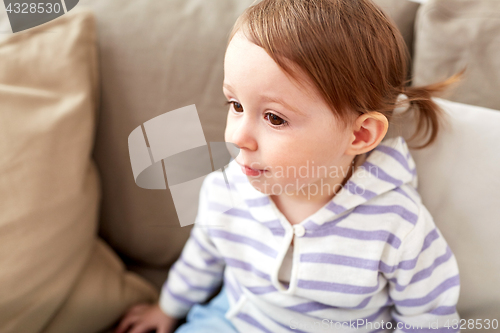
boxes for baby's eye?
[228,101,243,113]
[265,113,288,127]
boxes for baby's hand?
[114,303,178,333]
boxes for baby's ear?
[346,112,388,155]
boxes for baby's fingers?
[114,313,139,333]
[128,322,156,333]
[126,304,150,316]
[156,324,168,333]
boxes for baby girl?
[116,0,464,332]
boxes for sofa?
[0,0,499,332]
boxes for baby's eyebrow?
[223,82,305,117]
[260,95,305,117]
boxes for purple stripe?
[245,196,271,207]
[302,219,321,230]
[286,302,387,324]
[190,232,224,265]
[262,219,286,236]
[231,174,248,183]
[224,257,271,281]
[390,247,454,292]
[222,207,255,220]
[209,202,285,236]
[381,228,441,274]
[207,201,231,212]
[429,305,457,315]
[164,284,196,306]
[242,307,310,333]
[354,204,418,225]
[307,226,402,249]
[224,282,238,302]
[352,296,373,309]
[363,161,404,187]
[407,247,454,285]
[393,275,460,307]
[236,313,273,333]
[421,229,439,252]
[179,255,223,277]
[395,229,440,271]
[361,305,389,323]
[301,252,379,270]
[285,295,373,314]
[170,264,219,293]
[345,180,378,200]
[375,145,416,175]
[208,229,278,258]
[298,277,381,294]
[212,177,238,191]
[303,211,351,232]
[235,277,244,294]
[285,301,337,313]
[246,285,278,295]
[209,202,255,221]
[223,277,241,302]
[393,187,416,203]
[326,201,348,214]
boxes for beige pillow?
[0,8,157,333]
[412,0,500,110]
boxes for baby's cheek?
[224,123,232,143]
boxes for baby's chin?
[246,178,272,194]
[246,178,301,196]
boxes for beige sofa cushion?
[387,97,500,322]
[0,8,157,333]
[412,0,500,110]
[77,0,258,283]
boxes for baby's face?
[223,31,354,197]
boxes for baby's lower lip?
[241,165,266,176]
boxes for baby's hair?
[227,0,466,149]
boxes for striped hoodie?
[159,136,461,333]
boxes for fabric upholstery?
[412,0,500,110]
[0,8,158,333]
[387,97,500,319]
